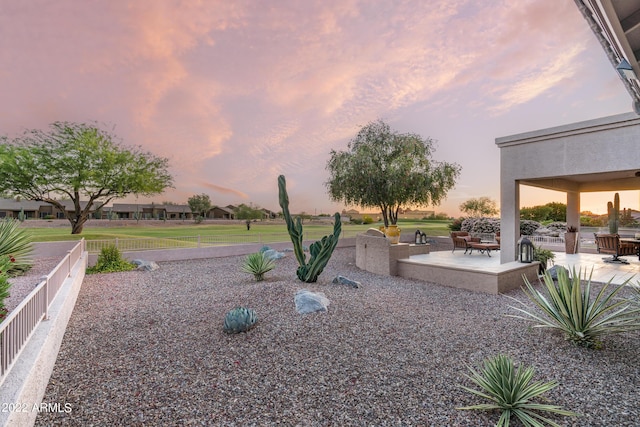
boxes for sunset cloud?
[0,0,633,214]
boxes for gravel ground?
[5,257,63,314]
[30,244,640,427]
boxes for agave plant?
[509,267,640,348]
[241,252,276,281]
[0,219,32,274]
[223,307,258,334]
[458,354,576,427]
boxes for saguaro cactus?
[607,192,620,234]
[278,175,341,282]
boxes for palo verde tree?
[188,193,212,219]
[0,122,173,234]
[459,197,498,217]
[326,119,460,227]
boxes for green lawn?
[23,219,452,242]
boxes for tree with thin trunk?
[326,119,460,228]
[0,122,173,234]
[459,197,499,217]
[188,193,212,220]
[235,203,264,230]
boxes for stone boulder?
[259,246,285,260]
[332,275,361,288]
[294,289,330,314]
[131,259,160,271]
[546,265,570,280]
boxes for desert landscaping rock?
[294,289,330,314]
[32,247,640,426]
[131,259,160,271]
[332,275,361,288]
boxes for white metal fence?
[0,239,85,386]
[85,230,360,254]
[523,234,597,250]
[468,232,598,250]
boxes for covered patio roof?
[497,112,640,194]
[493,2,640,264]
[496,112,640,263]
[576,0,640,112]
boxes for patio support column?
[567,190,581,251]
[500,179,520,263]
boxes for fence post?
[42,275,49,320]
[67,250,72,277]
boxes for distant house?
[109,203,138,219]
[0,199,49,219]
[109,203,193,220]
[210,206,235,219]
[261,208,277,219]
[0,198,94,219]
[0,199,199,221]
[164,204,192,220]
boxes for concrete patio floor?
[407,250,640,286]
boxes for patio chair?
[450,231,481,254]
[594,233,636,264]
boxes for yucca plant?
[509,267,640,349]
[0,255,13,317]
[458,354,576,427]
[241,252,275,281]
[0,218,33,274]
[627,282,640,309]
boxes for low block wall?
[87,237,356,266]
[0,253,87,427]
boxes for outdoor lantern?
[421,232,427,245]
[616,58,637,81]
[415,229,422,244]
[518,237,534,263]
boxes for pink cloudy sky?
[1,0,637,216]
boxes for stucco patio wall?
[396,259,539,295]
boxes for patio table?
[619,238,640,261]
[468,242,500,257]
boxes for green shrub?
[509,268,640,348]
[0,219,32,275]
[533,246,555,274]
[87,245,135,274]
[458,354,576,426]
[448,217,463,231]
[241,252,275,281]
[579,215,602,227]
[362,215,374,224]
[350,218,363,225]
